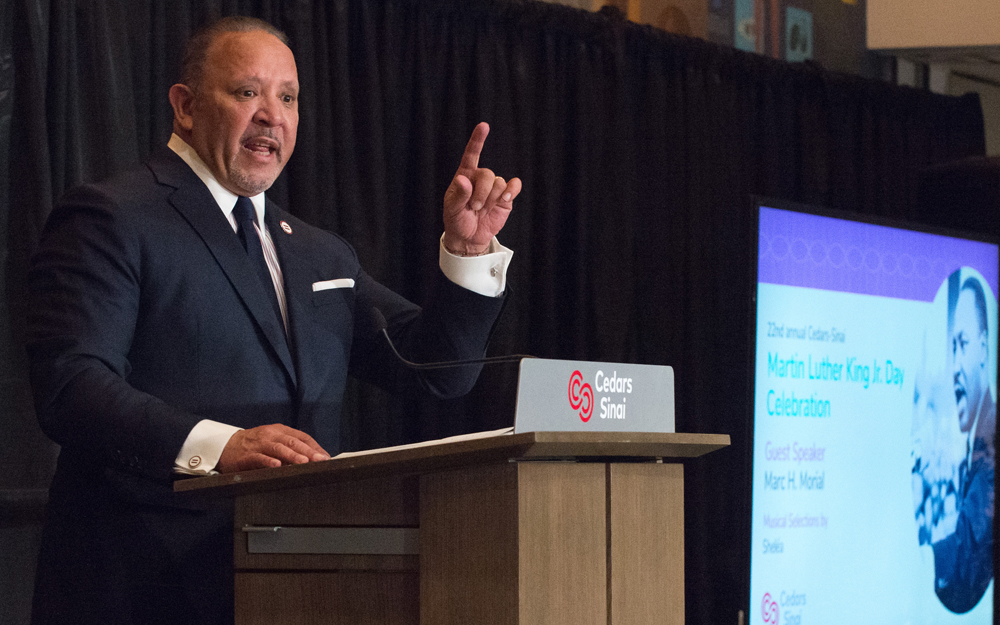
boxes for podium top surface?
[174,431,730,498]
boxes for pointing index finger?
[457,122,490,175]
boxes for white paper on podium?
[332,426,514,460]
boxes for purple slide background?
[758,207,999,302]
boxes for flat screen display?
[749,202,997,625]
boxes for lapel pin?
[280,221,293,234]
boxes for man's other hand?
[217,424,331,473]
[442,122,521,256]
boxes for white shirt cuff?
[173,419,242,475]
[438,235,513,298]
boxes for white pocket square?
[312,278,355,291]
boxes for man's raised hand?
[442,122,521,256]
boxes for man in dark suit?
[27,16,520,625]
[932,277,995,613]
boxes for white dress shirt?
[167,134,512,474]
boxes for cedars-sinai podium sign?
[513,359,675,433]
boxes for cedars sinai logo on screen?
[568,369,633,422]
[761,591,805,625]
[761,593,778,624]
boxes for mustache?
[241,130,280,145]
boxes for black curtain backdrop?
[2,0,986,623]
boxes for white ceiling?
[891,46,1000,86]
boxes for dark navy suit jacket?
[932,393,995,614]
[27,148,504,625]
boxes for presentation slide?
[749,206,998,625]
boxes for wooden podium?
[176,431,729,625]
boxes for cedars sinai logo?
[568,370,594,422]
[569,369,634,422]
[762,593,779,625]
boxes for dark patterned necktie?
[233,196,284,332]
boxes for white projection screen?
[749,201,997,625]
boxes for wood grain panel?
[237,474,419,526]
[517,462,607,625]
[235,571,418,625]
[609,463,685,625]
[420,463,519,625]
[233,475,419,572]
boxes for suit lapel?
[265,201,354,429]
[147,150,298,388]
[265,203,321,395]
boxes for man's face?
[952,288,988,432]
[185,30,299,196]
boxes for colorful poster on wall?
[734,0,756,51]
[785,6,813,62]
[593,0,866,76]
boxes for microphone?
[371,307,534,370]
